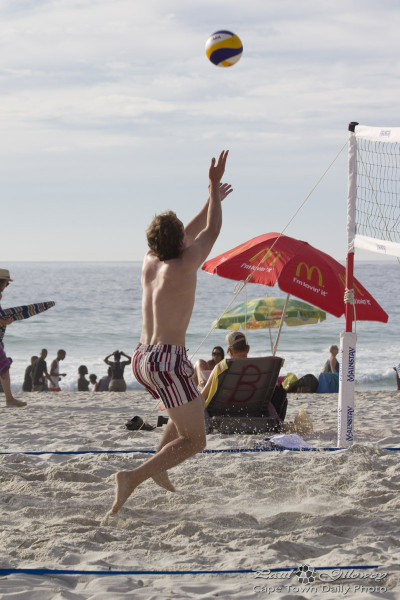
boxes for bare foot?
[109,470,139,515]
[152,471,176,492]
[6,399,27,407]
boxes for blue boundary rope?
[0,565,381,576]
[0,447,399,456]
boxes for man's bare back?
[140,251,198,347]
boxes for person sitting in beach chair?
[201,331,285,434]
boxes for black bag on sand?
[287,374,319,394]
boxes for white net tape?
[354,132,400,257]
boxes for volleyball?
[205,30,243,67]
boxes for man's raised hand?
[209,150,229,184]
[219,182,233,201]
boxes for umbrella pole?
[272,294,290,356]
[268,326,274,354]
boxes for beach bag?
[282,373,298,391]
[317,373,339,393]
[287,374,319,394]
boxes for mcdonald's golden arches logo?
[295,262,323,287]
[248,248,281,266]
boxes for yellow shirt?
[205,358,229,407]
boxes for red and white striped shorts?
[132,343,200,409]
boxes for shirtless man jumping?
[109,150,231,515]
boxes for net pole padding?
[345,121,358,333]
[338,122,358,447]
[337,331,357,446]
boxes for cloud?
[0,0,399,260]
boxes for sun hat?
[225,330,247,348]
[0,269,12,282]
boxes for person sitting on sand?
[77,365,90,391]
[321,344,339,374]
[0,269,27,407]
[104,350,131,392]
[194,345,224,389]
[89,373,98,391]
[96,367,112,392]
[49,349,67,392]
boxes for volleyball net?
[338,123,400,446]
[349,124,400,258]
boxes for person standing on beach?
[104,350,131,391]
[109,150,231,516]
[31,348,52,392]
[0,269,27,407]
[22,355,38,392]
[49,349,67,392]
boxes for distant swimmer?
[108,150,232,516]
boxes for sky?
[1,0,400,262]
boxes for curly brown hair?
[146,211,185,261]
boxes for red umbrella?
[202,232,388,322]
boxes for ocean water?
[2,261,399,392]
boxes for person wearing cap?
[0,269,27,407]
[201,331,250,407]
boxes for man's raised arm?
[182,150,230,269]
[184,181,233,247]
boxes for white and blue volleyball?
[205,30,243,67]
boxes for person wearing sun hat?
[0,269,27,407]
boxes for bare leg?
[194,359,209,389]
[109,395,206,515]
[152,419,179,492]
[394,367,400,391]
[1,370,27,407]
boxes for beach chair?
[205,356,285,434]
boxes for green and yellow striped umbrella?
[213,296,326,331]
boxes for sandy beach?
[0,390,399,599]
